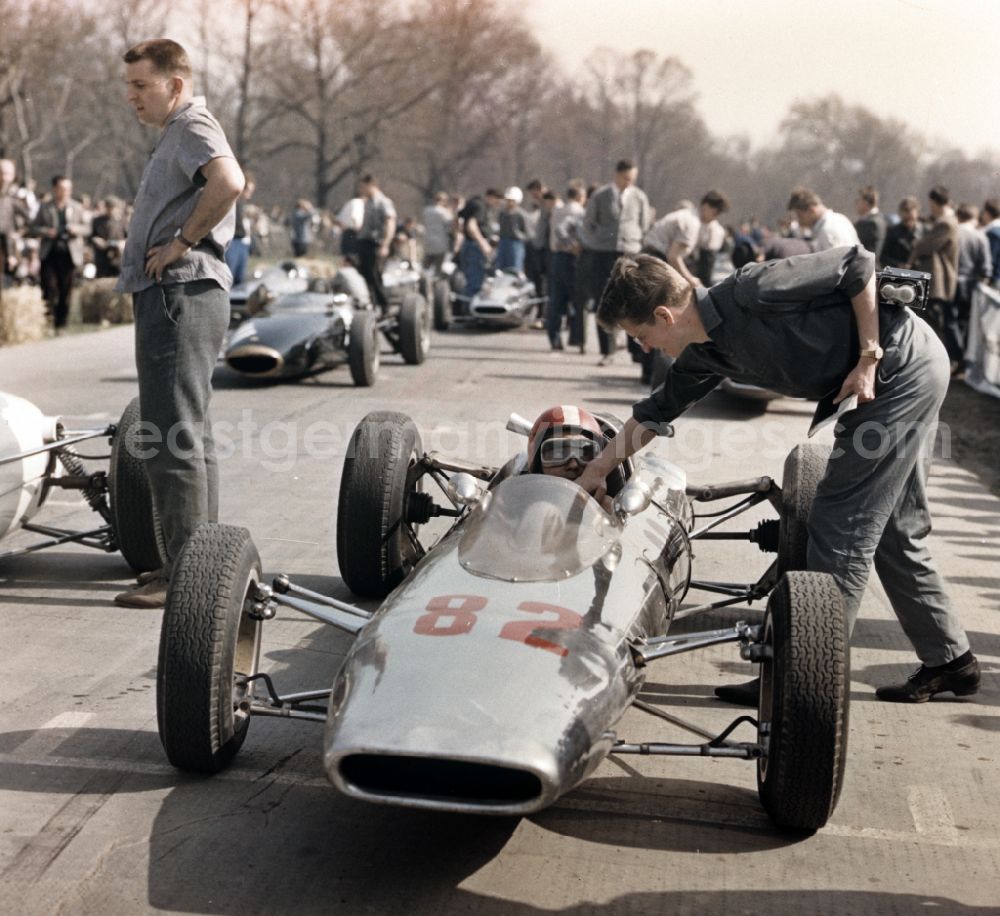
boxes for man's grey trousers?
[133,279,229,576]
[807,311,970,666]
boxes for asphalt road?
[1,320,998,915]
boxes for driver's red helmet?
[528,405,606,472]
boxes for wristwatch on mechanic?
[859,346,884,360]
[173,227,198,249]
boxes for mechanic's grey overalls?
[807,313,969,666]
[632,245,970,667]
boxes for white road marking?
[11,712,95,759]
[908,784,960,844]
[0,751,329,790]
[554,792,997,849]
[38,712,94,730]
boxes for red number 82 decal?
[413,595,582,657]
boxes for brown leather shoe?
[115,577,168,609]
[876,658,980,703]
[136,567,165,586]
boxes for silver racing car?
[155,409,848,833]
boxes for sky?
[525,0,1000,158]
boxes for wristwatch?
[173,227,197,249]
[859,346,884,360]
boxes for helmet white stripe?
[561,405,581,427]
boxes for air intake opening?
[227,352,280,375]
[473,305,507,315]
[339,755,543,805]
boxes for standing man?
[1,159,29,285]
[882,197,922,269]
[982,199,1000,289]
[421,191,453,274]
[524,179,548,326]
[225,172,255,286]
[580,246,978,705]
[356,173,396,311]
[116,38,244,608]
[953,203,992,370]
[854,185,887,265]
[90,197,127,278]
[456,189,499,300]
[787,187,859,251]
[496,186,528,273]
[581,159,651,366]
[909,186,960,371]
[30,176,89,333]
[546,185,585,351]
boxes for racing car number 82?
[414,595,583,657]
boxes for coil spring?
[57,445,112,523]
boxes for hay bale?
[78,278,133,325]
[292,256,337,279]
[0,285,47,344]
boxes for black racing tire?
[398,292,430,364]
[450,268,466,295]
[777,442,830,575]
[108,397,162,572]
[157,523,262,774]
[432,278,452,330]
[337,411,424,598]
[348,309,380,387]
[757,571,850,833]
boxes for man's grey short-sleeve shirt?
[117,97,236,294]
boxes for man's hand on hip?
[145,238,189,283]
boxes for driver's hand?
[834,359,878,405]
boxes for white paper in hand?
[808,393,859,438]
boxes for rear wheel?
[157,524,263,773]
[432,278,452,330]
[108,397,162,572]
[348,309,380,387]
[398,292,430,364]
[757,571,849,832]
[337,411,424,598]
[777,443,830,574]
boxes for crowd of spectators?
[3,150,998,370]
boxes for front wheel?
[108,397,162,572]
[398,292,430,364]
[777,443,830,575]
[757,571,849,832]
[157,524,263,774]
[337,411,424,598]
[348,309,380,387]
[432,278,452,330]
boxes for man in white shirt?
[787,187,859,251]
[421,191,453,272]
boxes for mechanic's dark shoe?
[115,577,168,609]
[876,656,980,703]
[714,677,760,707]
[136,566,165,586]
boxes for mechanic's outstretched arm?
[577,417,657,496]
[834,272,879,405]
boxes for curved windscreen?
[458,475,619,582]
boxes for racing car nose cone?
[226,345,284,377]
